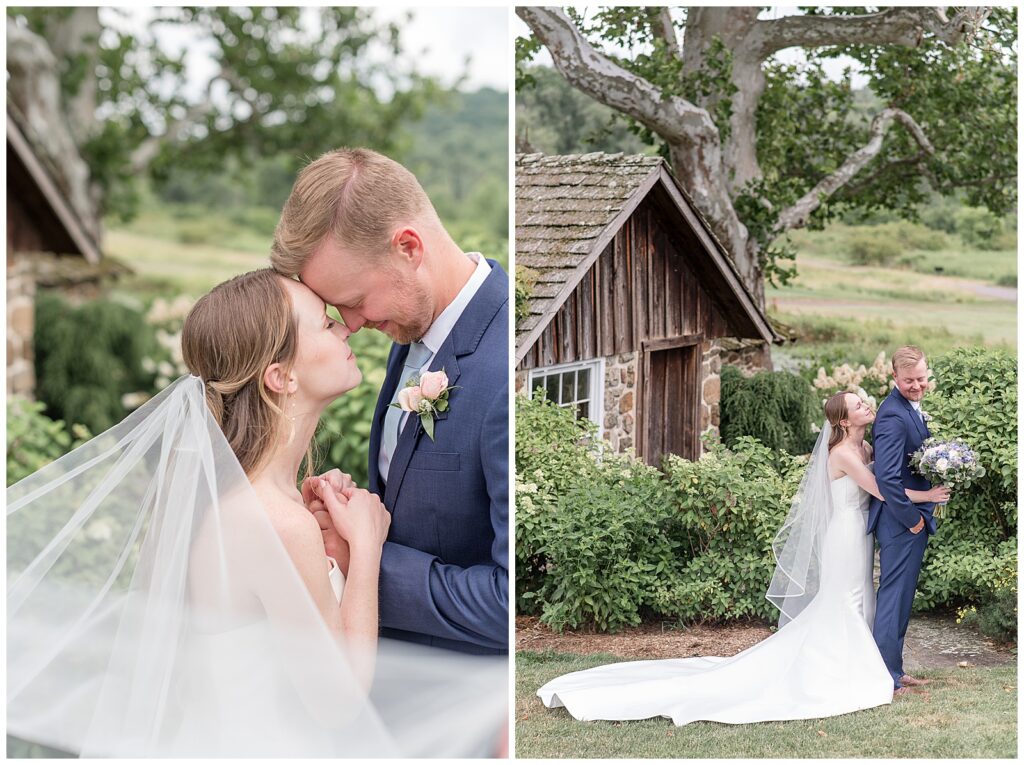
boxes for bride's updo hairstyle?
[181,268,298,476]
[824,392,851,452]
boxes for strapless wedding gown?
[155,559,349,757]
[537,473,894,725]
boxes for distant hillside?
[404,86,509,239]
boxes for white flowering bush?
[123,295,197,409]
[812,351,894,410]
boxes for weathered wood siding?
[519,192,732,370]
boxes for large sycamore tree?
[7,6,439,239]
[518,7,1017,306]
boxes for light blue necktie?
[381,341,432,480]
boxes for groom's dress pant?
[872,511,929,688]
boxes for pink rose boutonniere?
[392,369,457,441]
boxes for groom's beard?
[369,274,433,345]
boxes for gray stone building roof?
[515,152,778,359]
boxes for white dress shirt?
[377,252,492,481]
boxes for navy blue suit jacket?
[368,261,508,655]
[868,387,937,537]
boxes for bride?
[8,269,505,757]
[537,391,949,726]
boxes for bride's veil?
[7,375,505,757]
[765,421,836,628]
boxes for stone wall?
[7,251,35,396]
[700,339,722,444]
[601,352,638,452]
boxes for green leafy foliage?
[34,292,158,434]
[518,348,1017,634]
[518,8,1017,292]
[8,6,444,221]
[719,365,819,457]
[313,328,392,489]
[660,439,804,623]
[6,397,91,487]
[516,393,802,630]
[915,348,1017,620]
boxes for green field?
[516,651,1018,759]
[768,224,1017,360]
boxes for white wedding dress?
[8,376,506,758]
[537,467,894,725]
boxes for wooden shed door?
[642,338,702,466]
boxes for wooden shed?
[515,152,779,466]
[7,105,102,396]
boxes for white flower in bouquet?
[910,437,985,519]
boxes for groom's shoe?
[899,674,931,687]
[893,686,914,697]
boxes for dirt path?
[798,255,1017,302]
[516,613,1016,669]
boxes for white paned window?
[527,359,604,428]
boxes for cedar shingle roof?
[515,152,778,359]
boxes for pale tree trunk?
[7,18,102,243]
[520,6,992,312]
[42,7,102,147]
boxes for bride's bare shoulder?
[257,490,322,551]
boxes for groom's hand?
[909,516,926,534]
[300,469,355,506]
[308,497,351,575]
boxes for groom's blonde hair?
[891,346,926,372]
[270,148,440,275]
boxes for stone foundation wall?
[699,340,722,445]
[601,352,638,452]
[720,339,772,374]
[7,252,35,396]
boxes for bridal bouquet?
[910,437,985,518]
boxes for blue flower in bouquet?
[910,437,985,519]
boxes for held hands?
[302,470,355,572]
[313,480,391,561]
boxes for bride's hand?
[923,485,952,504]
[300,469,355,506]
[317,481,390,558]
[307,497,351,576]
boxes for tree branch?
[648,7,681,61]
[517,6,716,145]
[752,7,992,58]
[129,80,218,174]
[774,108,935,233]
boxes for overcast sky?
[102,6,509,101]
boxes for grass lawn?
[767,252,1017,352]
[104,228,269,297]
[516,651,1018,758]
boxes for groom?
[270,148,508,656]
[867,346,945,692]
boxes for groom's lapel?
[380,262,506,509]
[369,342,408,494]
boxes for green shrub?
[313,328,392,489]
[954,207,1004,250]
[34,292,158,434]
[660,438,804,623]
[916,347,1017,615]
[176,220,218,244]
[7,397,91,487]
[996,273,1016,288]
[846,230,902,265]
[515,392,601,612]
[515,267,537,326]
[719,365,818,456]
[958,568,1017,643]
[537,455,680,632]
